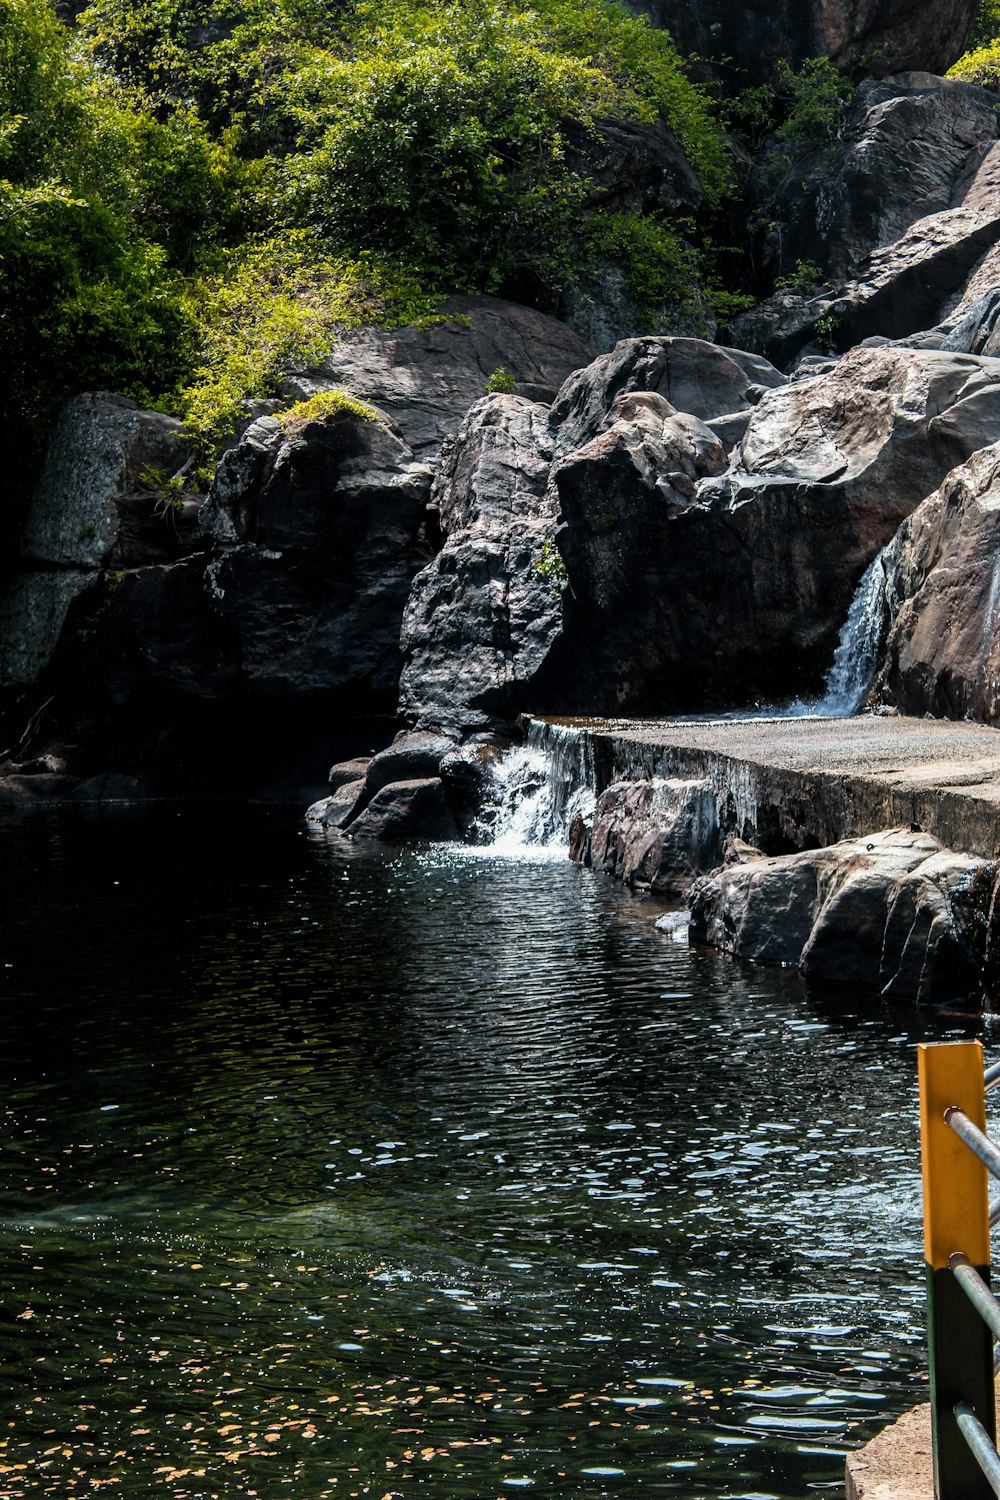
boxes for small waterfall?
[475,724,595,854]
[812,549,889,716]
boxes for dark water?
[0,806,992,1499]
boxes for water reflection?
[0,806,990,1497]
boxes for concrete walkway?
[533,713,1000,858]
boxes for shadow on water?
[0,803,989,1497]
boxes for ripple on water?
[0,805,984,1497]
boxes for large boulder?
[399,393,564,731]
[745,76,1000,291]
[581,777,722,894]
[689,827,992,1003]
[0,393,195,690]
[874,441,1000,722]
[628,0,978,85]
[285,294,594,462]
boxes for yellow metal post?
[919,1040,994,1500]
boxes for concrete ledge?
[530,715,1000,859]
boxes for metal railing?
[920,1041,1000,1498]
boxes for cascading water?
[474,723,595,854]
[811,548,890,715]
[736,547,891,720]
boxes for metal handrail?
[919,1041,999,1500]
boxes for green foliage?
[971,0,1000,46]
[775,56,851,140]
[719,83,776,148]
[5,0,736,483]
[177,234,439,449]
[279,388,380,431]
[587,210,699,328]
[774,259,823,294]
[532,535,568,597]
[947,40,1000,90]
[814,312,841,351]
[484,366,516,393]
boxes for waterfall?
[812,549,889,716]
[474,723,595,853]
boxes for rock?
[346,777,460,841]
[67,406,434,709]
[655,911,692,943]
[20,393,191,569]
[329,756,372,790]
[285,294,594,463]
[398,393,563,730]
[559,117,706,349]
[306,778,367,830]
[874,442,1000,722]
[363,730,457,795]
[629,0,978,85]
[401,340,1000,727]
[1,393,193,690]
[746,76,1000,291]
[438,739,509,830]
[549,337,786,452]
[586,778,722,894]
[689,827,991,1003]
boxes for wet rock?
[586,778,722,894]
[874,441,1000,722]
[689,827,991,1003]
[630,0,978,86]
[346,777,460,842]
[329,756,372,790]
[655,911,692,943]
[306,778,367,830]
[363,730,457,795]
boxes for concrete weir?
[526,713,1000,859]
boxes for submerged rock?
[689,827,991,1003]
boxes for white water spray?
[474,727,594,854]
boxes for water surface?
[0,805,990,1498]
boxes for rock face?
[733,76,1000,367]
[579,777,722,894]
[400,338,1000,728]
[746,76,1000,290]
[629,0,978,85]
[689,827,992,1003]
[874,442,1000,722]
[0,296,595,794]
[0,393,195,690]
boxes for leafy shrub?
[279,389,380,431]
[774,259,823,294]
[775,56,851,140]
[947,40,1000,90]
[971,0,1000,46]
[177,234,439,449]
[484,366,516,393]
